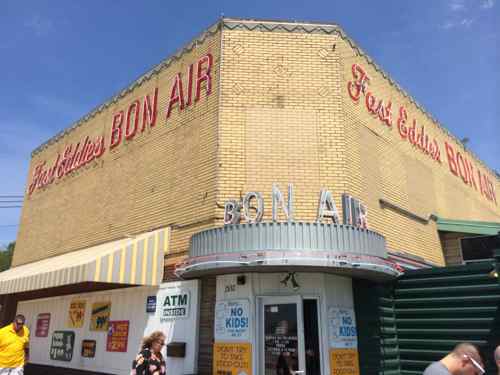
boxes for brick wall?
[217,20,500,265]
[439,232,465,265]
[13,26,222,266]
[12,19,500,269]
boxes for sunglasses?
[464,355,485,375]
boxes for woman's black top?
[131,348,166,375]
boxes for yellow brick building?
[1,18,499,375]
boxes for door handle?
[291,371,305,374]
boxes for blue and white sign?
[328,307,358,348]
[214,299,250,341]
[146,296,157,313]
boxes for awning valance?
[0,227,170,295]
[436,218,500,236]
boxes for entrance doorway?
[260,296,322,375]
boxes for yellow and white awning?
[0,227,170,295]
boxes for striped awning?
[0,227,170,295]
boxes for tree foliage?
[0,241,15,272]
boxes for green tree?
[0,241,15,272]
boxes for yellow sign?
[90,301,111,331]
[330,348,360,375]
[68,300,86,328]
[213,342,252,375]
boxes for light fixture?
[289,273,300,291]
[280,273,291,287]
[280,272,300,291]
[489,269,498,279]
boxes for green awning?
[436,217,500,235]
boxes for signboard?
[28,53,213,197]
[106,320,129,352]
[213,342,252,375]
[68,299,86,328]
[81,340,96,358]
[50,331,75,362]
[90,301,111,331]
[330,348,360,375]
[328,308,358,348]
[215,299,250,341]
[35,313,51,337]
[157,289,190,322]
[146,295,157,313]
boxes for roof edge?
[31,18,223,156]
[221,18,499,180]
[30,17,500,181]
[437,217,500,235]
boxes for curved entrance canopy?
[176,222,401,281]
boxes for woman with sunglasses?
[131,331,166,375]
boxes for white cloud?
[441,16,476,29]
[481,0,495,9]
[441,21,456,29]
[460,18,474,27]
[449,0,466,11]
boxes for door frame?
[258,295,306,374]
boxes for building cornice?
[31,17,498,182]
[221,18,498,180]
[32,19,222,156]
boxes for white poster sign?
[157,287,190,322]
[214,299,250,341]
[328,307,358,348]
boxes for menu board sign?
[35,313,51,337]
[106,321,129,352]
[50,331,75,362]
[68,299,86,328]
[81,340,96,358]
[90,301,111,331]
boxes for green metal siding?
[353,280,400,375]
[354,251,500,375]
[395,261,499,375]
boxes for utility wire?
[0,195,23,198]
[0,200,23,203]
[0,206,22,208]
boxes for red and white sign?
[444,142,496,203]
[348,63,441,163]
[28,53,213,196]
[347,63,496,205]
[106,320,129,352]
[35,313,51,337]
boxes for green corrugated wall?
[354,253,500,375]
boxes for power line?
[0,224,18,227]
[0,200,23,203]
[0,206,22,208]
[0,195,23,198]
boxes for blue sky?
[0,0,498,246]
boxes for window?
[460,234,500,262]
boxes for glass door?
[260,296,305,375]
